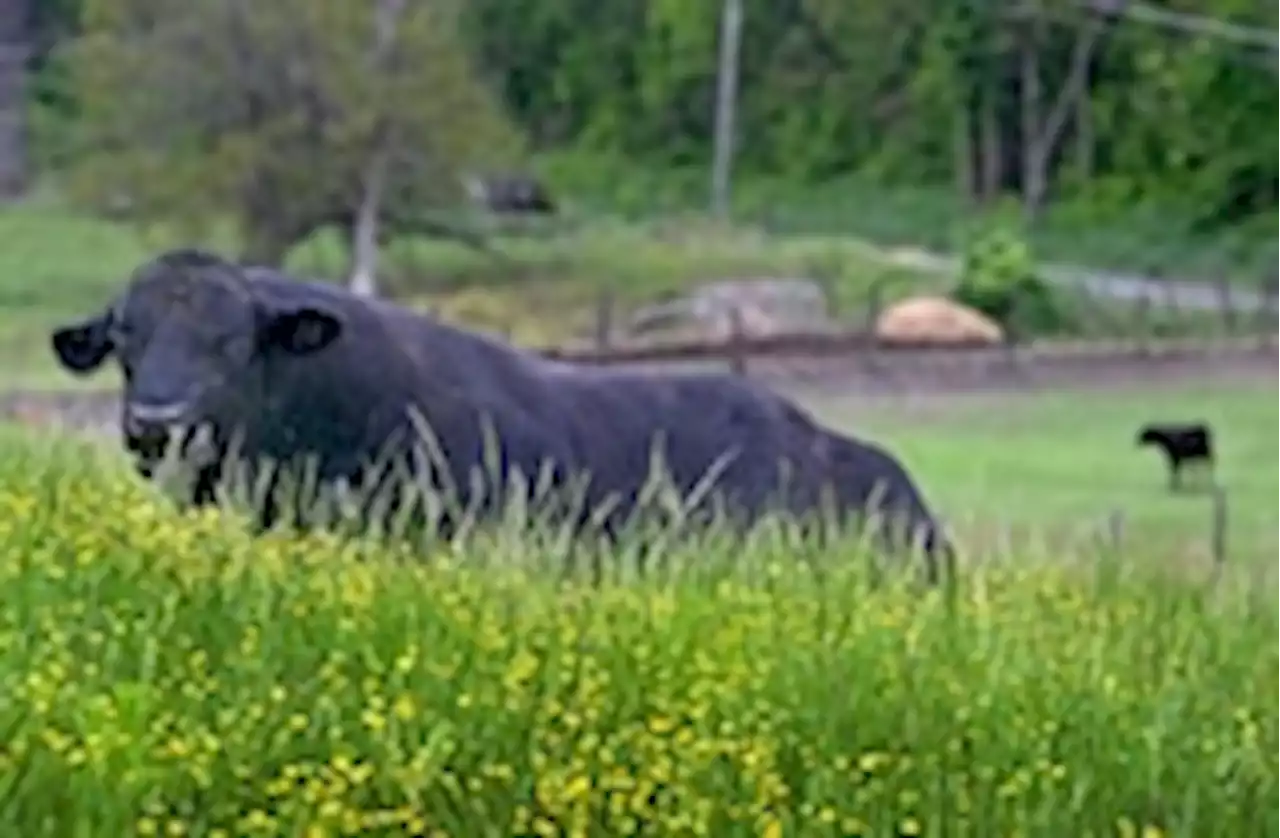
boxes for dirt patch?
[752,342,1276,397]
[767,348,1277,419]
[0,388,121,438]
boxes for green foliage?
[28,0,1277,274]
[460,0,1276,227]
[53,0,524,264]
[24,0,84,173]
[0,431,1274,835]
[27,0,1280,246]
[953,214,1073,338]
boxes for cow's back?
[544,366,832,524]
[239,274,944,549]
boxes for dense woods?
[16,0,1279,255]
[461,0,1277,227]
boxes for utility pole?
[710,0,743,220]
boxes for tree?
[0,0,32,199]
[56,0,524,291]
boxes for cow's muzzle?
[123,401,218,476]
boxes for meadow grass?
[801,376,1280,569]
[0,410,1276,836]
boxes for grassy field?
[1,172,1273,832]
[0,373,1274,834]
[0,445,1275,837]
[799,376,1280,570]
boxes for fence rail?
[538,322,1279,375]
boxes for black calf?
[1136,422,1214,491]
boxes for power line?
[1070,0,1278,52]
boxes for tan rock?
[874,296,1004,345]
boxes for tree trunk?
[1020,11,1046,218]
[978,81,1000,203]
[0,0,30,200]
[348,150,387,297]
[1075,92,1094,180]
[344,0,406,296]
[953,102,976,205]
[1024,12,1110,215]
[709,0,743,219]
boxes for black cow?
[1136,422,1215,491]
[49,248,952,579]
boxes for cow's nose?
[125,401,187,428]
[124,401,189,447]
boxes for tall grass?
[0,430,1275,836]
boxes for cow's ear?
[51,312,115,374]
[258,302,344,355]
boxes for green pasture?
[798,377,1279,571]
[1,370,1274,573]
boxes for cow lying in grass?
[49,248,954,581]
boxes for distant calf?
[1136,422,1214,490]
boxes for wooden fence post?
[1162,281,1177,353]
[727,305,748,376]
[1215,277,1236,336]
[863,280,885,372]
[1133,287,1152,357]
[1152,266,1172,350]
[1209,486,1228,575]
[1001,328,1021,374]
[1257,273,1278,353]
[1001,292,1023,374]
[1161,272,1180,351]
[594,286,615,351]
[1105,508,1126,554]
[807,253,841,320]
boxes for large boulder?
[874,296,1005,346]
[626,277,834,342]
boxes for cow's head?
[50,248,344,477]
[1136,427,1163,447]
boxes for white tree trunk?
[348,150,386,297]
[709,0,743,219]
[346,0,406,297]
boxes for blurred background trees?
[8,0,1278,286]
[29,0,522,288]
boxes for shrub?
[953,217,1074,339]
[0,434,1275,836]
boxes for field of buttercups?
[0,430,1274,837]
